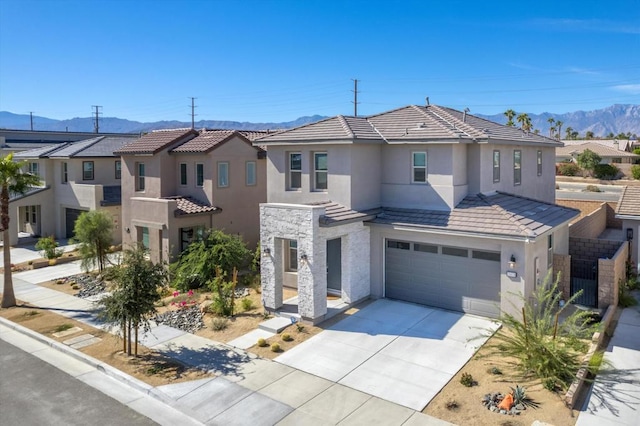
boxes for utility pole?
[92,105,102,133]
[189,97,197,129]
[351,79,360,117]
[29,112,33,130]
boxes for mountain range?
[1,104,638,137]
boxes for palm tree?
[1,154,41,308]
[517,113,532,132]
[550,126,557,138]
[556,120,564,140]
[565,127,574,140]
[586,131,594,140]
[504,109,516,127]
[547,117,556,138]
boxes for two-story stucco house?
[257,105,580,323]
[8,135,137,245]
[116,128,267,263]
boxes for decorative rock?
[515,403,525,410]
[66,274,106,299]
[153,305,204,333]
[500,409,507,415]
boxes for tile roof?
[561,139,633,151]
[171,130,237,153]
[13,143,69,159]
[616,186,640,217]
[556,142,640,158]
[256,105,559,146]
[14,135,139,159]
[115,129,197,155]
[367,192,579,239]
[162,196,220,217]
[307,201,380,227]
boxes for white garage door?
[385,240,501,318]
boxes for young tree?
[576,149,602,176]
[1,154,41,308]
[73,210,113,272]
[504,109,516,127]
[99,244,166,356]
[172,229,250,291]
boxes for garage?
[385,239,501,318]
[65,208,87,238]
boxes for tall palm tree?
[504,109,516,127]
[517,113,532,132]
[1,154,41,308]
[556,120,564,140]
[550,126,557,138]
[547,117,555,137]
[565,127,574,140]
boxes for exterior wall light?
[300,254,308,264]
[627,228,633,241]
[263,247,271,256]
[508,255,516,269]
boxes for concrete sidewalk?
[2,261,451,425]
[577,298,640,426]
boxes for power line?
[92,105,102,133]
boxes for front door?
[327,238,342,293]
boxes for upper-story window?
[412,152,427,183]
[196,163,204,187]
[28,162,39,178]
[246,161,256,186]
[115,160,121,179]
[537,150,542,176]
[513,150,521,186]
[180,163,187,186]
[83,161,94,181]
[547,233,554,268]
[61,162,68,184]
[288,152,301,190]
[314,152,328,191]
[136,162,145,191]
[218,162,229,188]
[493,150,500,183]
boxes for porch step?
[258,316,295,333]
[277,311,302,321]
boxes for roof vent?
[425,97,430,106]
[418,122,427,128]
[463,107,470,123]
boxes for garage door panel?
[385,241,500,318]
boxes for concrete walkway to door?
[275,299,500,411]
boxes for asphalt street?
[0,339,158,426]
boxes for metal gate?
[570,258,598,307]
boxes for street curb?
[0,316,186,410]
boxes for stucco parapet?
[260,202,326,212]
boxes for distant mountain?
[0,111,327,133]
[476,104,640,138]
[1,104,638,137]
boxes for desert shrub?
[543,378,557,392]
[53,323,73,333]
[35,235,64,260]
[281,333,293,342]
[208,268,238,316]
[460,372,475,387]
[270,342,281,352]
[487,366,503,375]
[257,337,268,347]
[593,164,619,179]
[445,400,459,411]
[584,185,601,192]
[240,297,255,312]
[211,317,228,331]
[296,323,305,333]
[557,162,581,176]
[632,165,640,180]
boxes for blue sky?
[0,0,638,123]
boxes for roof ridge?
[615,185,629,214]
[337,115,355,138]
[425,105,475,139]
[478,193,533,237]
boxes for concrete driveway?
[276,299,499,411]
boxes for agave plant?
[511,385,526,405]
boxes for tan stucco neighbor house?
[7,135,137,245]
[116,128,267,263]
[257,104,580,323]
[616,186,640,272]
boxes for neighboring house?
[556,141,639,164]
[257,104,579,323]
[116,128,267,263]
[562,139,634,152]
[615,186,640,272]
[1,129,139,156]
[7,135,138,245]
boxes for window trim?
[513,150,522,186]
[136,162,145,191]
[537,150,542,176]
[287,240,298,271]
[288,152,302,190]
[313,152,328,191]
[179,163,188,186]
[548,234,554,268]
[82,161,94,181]
[61,162,68,184]
[217,162,229,188]
[115,160,121,180]
[28,162,39,177]
[245,161,257,186]
[412,151,427,183]
[196,163,204,187]
[493,150,500,183]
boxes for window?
[83,161,94,180]
[493,150,500,182]
[246,161,256,186]
[288,240,298,271]
[180,226,204,251]
[115,160,121,179]
[472,250,501,262]
[26,206,37,224]
[136,162,145,191]
[537,150,542,176]
[31,206,37,224]
[180,163,187,186]
[288,152,302,190]
[513,150,522,185]
[442,246,468,257]
[414,243,438,253]
[217,162,229,187]
[387,240,410,250]
[548,234,554,268]
[196,163,204,187]
[314,152,328,190]
[28,162,39,177]
[612,158,622,164]
[412,152,427,183]
[141,227,149,249]
[61,162,68,184]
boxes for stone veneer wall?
[568,204,607,238]
[597,242,627,307]
[553,253,571,301]
[556,199,621,228]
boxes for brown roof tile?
[171,130,237,153]
[162,196,220,217]
[115,128,197,155]
[616,186,640,217]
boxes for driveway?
[275,299,499,411]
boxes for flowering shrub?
[169,289,198,308]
